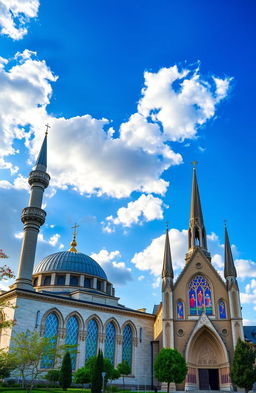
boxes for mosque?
[0,131,249,390]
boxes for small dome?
[33,251,107,280]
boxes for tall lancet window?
[85,319,98,362]
[122,325,132,368]
[104,322,116,365]
[65,316,79,369]
[189,275,213,316]
[41,313,58,368]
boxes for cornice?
[0,289,155,320]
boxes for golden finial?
[191,160,198,169]
[45,123,51,135]
[69,223,79,253]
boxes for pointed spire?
[224,224,237,278]
[162,223,173,279]
[190,166,204,226]
[35,131,48,172]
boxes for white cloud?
[0,52,231,199]
[0,174,29,190]
[105,194,165,230]
[236,259,256,279]
[0,0,39,39]
[138,275,145,281]
[15,230,61,247]
[48,233,60,247]
[132,228,188,277]
[138,65,231,142]
[91,249,132,285]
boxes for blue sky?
[0,0,256,322]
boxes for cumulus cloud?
[91,249,132,286]
[0,0,39,39]
[104,194,165,231]
[15,230,61,248]
[0,51,231,199]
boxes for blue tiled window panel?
[85,319,98,362]
[65,316,79,369]
[122,325,132,368]
[104,322,116,365]
[41,313,58,368]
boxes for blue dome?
[33,251,107,280]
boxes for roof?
[244,326,256,344]
[33,251,107,280]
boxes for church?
[0,131,246,390]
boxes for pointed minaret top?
[35,129,48,172]
[190,165,204,225]
[162,225,173,279]
[224,224,237,278]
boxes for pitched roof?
[224,226,237,278]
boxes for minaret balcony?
[28,170,50,188]
[21,206,46,226]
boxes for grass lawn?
[0,389,90,393]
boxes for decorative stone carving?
[29,170,50,188]
[198,343,217,365]
[21,206,46,226]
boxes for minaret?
[186,162,210,262]
[162,224,174,348]
[14,128,50,290]
[224,224,244,345]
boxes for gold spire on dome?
[69,223,79,253]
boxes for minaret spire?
[162,223,173,280]
[224,223,237,279]
[186,163,210,262]
[14,128,50,290]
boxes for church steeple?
[14,128,50,290]
[162,225,173,280]
[187,163,209,262]
[224,224,237,279]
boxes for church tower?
[161,225,174,348]
[14,129,50,290]
[224,224,244,345]
[186,164,210,263]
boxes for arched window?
[104,322,116,365]
[219,300,226,319]
[70,275,79,286]
[84,278,91,288]
[43,276,51,286]
[177,300,184,319]
[65,316,79,369]
[85,319,98,362]
[41,313,59,368]
[122,325,132,368]
[189,275,213,316]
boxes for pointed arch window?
[85,319,98,362]
[104,322,116,365]
[122,324,132,368]
[189,275,213,316]
[219,300,226,319]
[177,300,184,319]
[41,313,58,368]
[65,316,79,369]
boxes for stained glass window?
[85,319,98,362]
[41,313,58,368]
[189,275,213,315]
[104,322,116,365]
[122,325,132,368]
[177,301,184,319]
[66,316,79,369]
[219,300,226,319]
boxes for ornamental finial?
[191,160,198,169]
[69,223,79,253]
[45,123,51,135]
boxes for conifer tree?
[230,338,256,393]
[59,352,72,391]
[91,350,104,393]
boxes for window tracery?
[41,313,58,368]
[104,322,116,365]
[189,275,213,315]
[85,319,98,362]
[65,316,79,369]
[122,324,132,368]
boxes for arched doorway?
[185,326,230,390]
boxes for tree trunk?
[167,382,170,393]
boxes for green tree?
[73,366,91,387]
[0,350,16,379]
[44,369,60,387]
[91,350,104,393]
[230,338,256,393]
[117,360,131,389]
[154,348,187,393]
[84,356,119,387]
[0,259,15,330]
[59,352,72,391]
[10,330,59,392]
